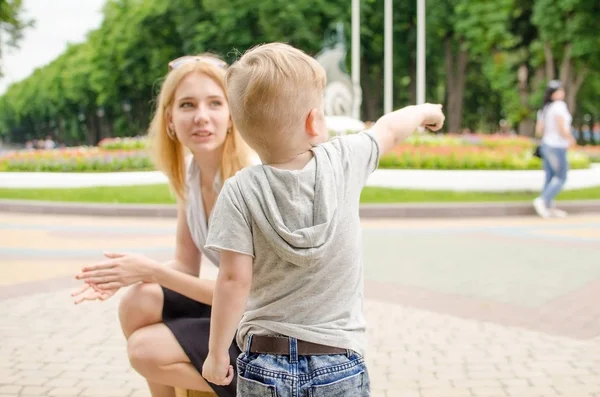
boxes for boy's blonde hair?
[149,54,253,201]
[225,43,326,153]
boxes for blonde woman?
[72,54,253,397]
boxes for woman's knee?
[127,324,189,380]
[119,283,163,338]
[127,329,161,376]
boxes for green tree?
[0,0,34,76]
[2,0,599,144]
[426,0,515,132]
[533,0,600,114]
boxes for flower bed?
[576,145,600,163]
[98,136,149,151]
[0,147,153,172]
[406,133,535,150]
[380,134,590,170]
[380,145,589,170]
[0,133,592,172]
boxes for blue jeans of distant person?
[541,144,568,207]
[236,335,370,397]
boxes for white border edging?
[1,164,599,192]
[367,164,600,192]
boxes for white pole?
[416,0,425,105]
[351,0,361,120]
[384,0,393,114]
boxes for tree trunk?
[565,68,588,115]
[85,112,97,145]
[532,67,545,92]
[361,58,382,122]
[444,37,468,133]
[408,55,416,105]
[557,43,588,115]
[519,119,535,136]
[517,64,535,136]
[519,67,546,137]
[558,43,572,84]
[544,42,555,80]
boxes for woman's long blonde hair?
[148,54,253,201]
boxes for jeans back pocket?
[237,375,277,397]
[309,370,368,397]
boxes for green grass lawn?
[0,184,599,204]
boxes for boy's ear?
[305,108,322,137]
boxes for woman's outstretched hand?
[71,282,118,304]
[76,252,159,290]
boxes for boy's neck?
[261,149,314,170]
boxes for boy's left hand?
[202,352,234,386]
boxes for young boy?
[202,43,444,395]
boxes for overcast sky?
[0,0,106,94]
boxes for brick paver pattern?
[1,213,600,397]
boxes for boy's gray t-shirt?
[205,131,380,356]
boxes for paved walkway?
[2,164,600,192]
[1,213,600,396]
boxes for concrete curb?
[2,199,600,218]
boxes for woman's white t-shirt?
[537,100,572,148]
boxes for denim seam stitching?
[243,364,295,380]
[238,357,366,382]
[299,357,365,381]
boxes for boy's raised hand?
[373,102,446,154]
[420,103,445,131]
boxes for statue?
[315,23,362,119]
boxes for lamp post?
[354,0,426,115]
[351,0,361,120]
[416,0,426,105]
[384,0,393,114]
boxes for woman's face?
[551,88,565,101]
[169,72,231,155]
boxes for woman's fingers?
[95,282,122,290]
[71,283,90,297]
[80,260,118,273]
[99,291,116,300]
[80,275,119,285]
[78,268,120,281]
[80,269,116,278]
[73,288,101,304]
[104,252,125,259]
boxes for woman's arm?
[555,115,572,139]
[555,114,577,147]
[153,201,216,304]
[77,201,216,305]
[535,119,544,138]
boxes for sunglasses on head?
[547,80,562,90]
[168,55,228,71]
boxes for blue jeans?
[236,335,370,397]
[541,144,568,206]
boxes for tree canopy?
[0,0,598,144]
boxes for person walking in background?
[533,80,576,218]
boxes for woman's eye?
[180,102,194,108]
[210,100,223,107]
